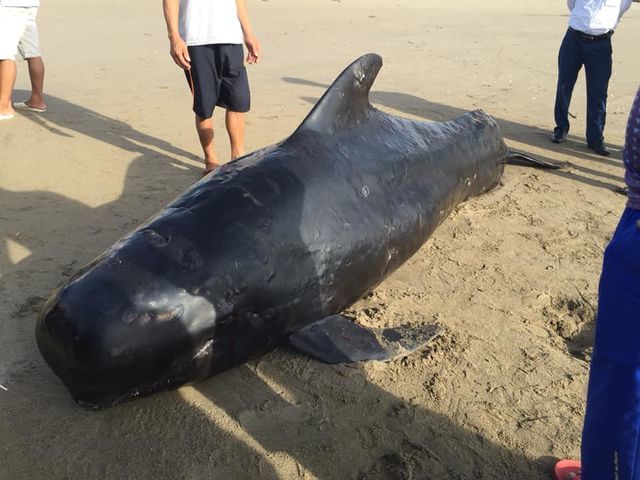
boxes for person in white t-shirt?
[163,0,261,175]
[0,0,47,121]
[550,0,633,156]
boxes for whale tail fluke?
[507,150,562,169]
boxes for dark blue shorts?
[185,44,251,119]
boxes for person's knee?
[195,114,213,127]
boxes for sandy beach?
[1,0,639,478]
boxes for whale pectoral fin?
[288,314,441,364]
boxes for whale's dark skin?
[36,54,558,409]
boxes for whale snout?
[36,265,217,409]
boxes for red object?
[553,459,581,480]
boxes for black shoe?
[551,128,567,144]
[587,142,610,157]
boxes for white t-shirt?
[179,0,243,46]
[0,0,40,6]
[567,0,634,35]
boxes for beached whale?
[36,54,558,409]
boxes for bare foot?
[0,105,15,117]
[25,98,47,111]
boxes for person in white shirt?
[550,0,633,156]
[162,0,261,175]
[0,0,47,121]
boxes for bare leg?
[25,56,46,110]
[195,114,220,172]
[0,60,17,116]
[226,110,245,160]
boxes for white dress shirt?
[567,0,633,35]
[0,0,39,6]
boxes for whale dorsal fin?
[291,53,383,136]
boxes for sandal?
[14,101,47,113]
[553,459,581,480]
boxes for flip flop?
[553,459,581,480]
[0,113,14,121]
[202,162,221,177]
[13,101,47,113]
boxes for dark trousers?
[581,208,640,479]
[554,28,613,144]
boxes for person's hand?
[170,36,191,70]
[244,35,261,64]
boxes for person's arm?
[624,88,640,175]
[620,0,633,19]
[162,0,191,70]
[567,0,576,11]
[236,0,261,64]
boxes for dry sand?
[1,0,639,478]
